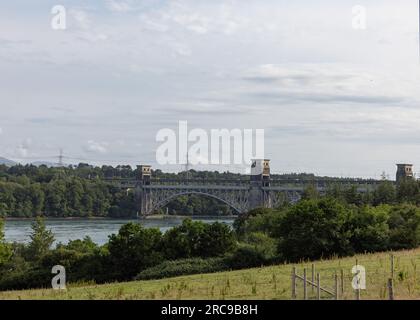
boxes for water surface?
[4,217,236,246]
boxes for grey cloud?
[246,92,405,106]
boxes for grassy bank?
[2,248,420,300]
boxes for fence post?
[390,255,394,280]
[340,269,344,295]
[303,268,307,300]
[311,264,315,293]
[334,273,338,300]
[355,288,361,300]
[355,258,360,300]
[388,278,394,300]
[292,267,297,299]
[316,273,321,300]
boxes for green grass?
[2,248,420,300]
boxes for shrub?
[107,223,164,280]
[224,244,269,269]
[388,204,420,250]
[277,198,353,262]
[162,219,236,260]
[350,205,390,253]
[135,257,228,280]
[0,268,51,291]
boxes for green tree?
[0,219,12,265]
[199,222,236,257]
[350,205,390,253]
[396,180,420,204]
[373,181,396,205]
[107,223,163,280]
[26,217,55,261]
[277,198,353,262]
[387,204,420,250]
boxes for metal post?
[292,267,297,299]
[340,269,344,295]
[303,268,307,300]
[388,278,394,300]
[317,273,321,300]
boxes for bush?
[135,257,228,280]
[350,205,390,253]
[107,223,164,280]
[388,204,420,250]
[224,244,269,269]
[162,219,236,260]
[0,268,51,291]
[277,198,353,262]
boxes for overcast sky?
[0,0,419,178]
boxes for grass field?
[2,248,420,300]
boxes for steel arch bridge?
[104,160,381,216]
[144,188,249,214]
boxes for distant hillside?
[0,157,16,166]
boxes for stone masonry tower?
[137,165,152,215]
[396,164,414,183]
[248,159,271,209]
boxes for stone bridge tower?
[137,165,152,214]
[248,159,272,209]
[396,164,414,184]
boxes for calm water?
[4,217,236,246]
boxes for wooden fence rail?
[292,265,339,300]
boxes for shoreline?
[3,215,237,221]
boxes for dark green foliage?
[0,267,52,291]
[396,180,420,204]
[0,219,12,265]
[373,181,397,205]
[224,244,270,269]
[25,217,55,261]
[277,198,353,262]
[107,223,164,280]
[135,257,228,280]
[225,232,279,269]
[0,164,138,218]
[162,219,236,260]
[349,205,390,253]
[388,204,420,250]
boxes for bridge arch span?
[148,191,244,215]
